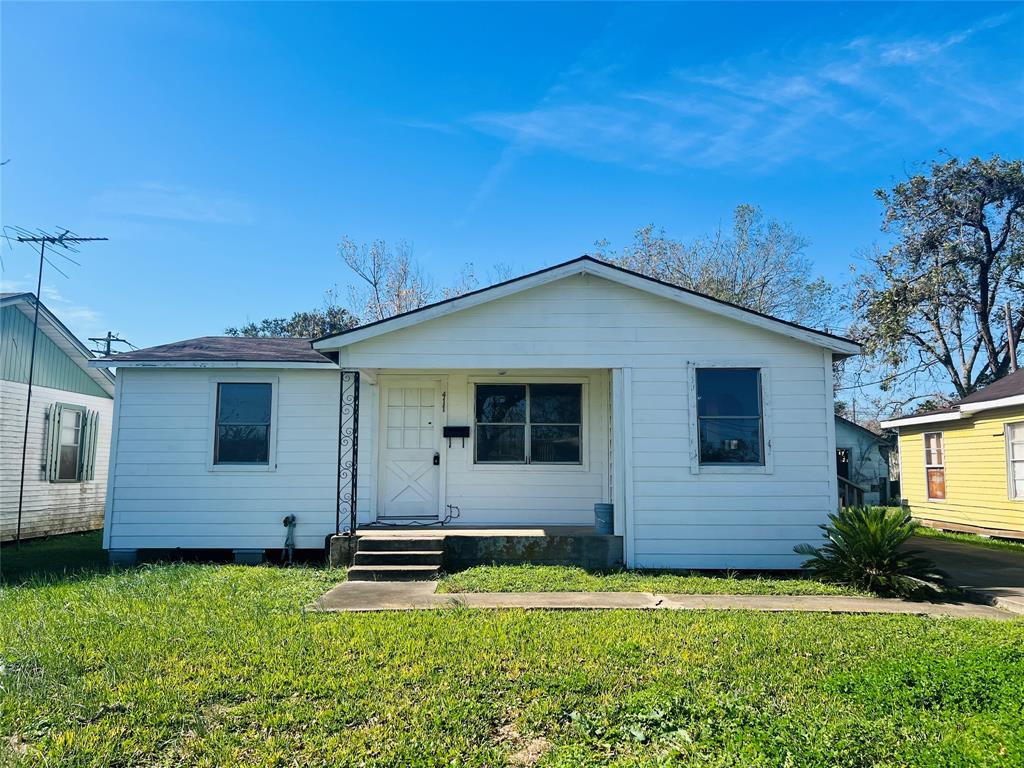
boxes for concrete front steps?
[347,536,445,581]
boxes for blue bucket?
[594,503,614,535]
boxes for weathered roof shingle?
[99,336,333,364]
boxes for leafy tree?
[225,301,357,338]
[853,155,1024,399]
[596,204,836,328]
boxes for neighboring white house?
[834,415,894,507]
[92,257,859,569]
[1,293,115,542]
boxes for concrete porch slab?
[330,526,624,570]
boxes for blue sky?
[2,2,1022,353]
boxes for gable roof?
[835,414,893,445]
[955,368,1024,406]
[312,256,861,356]
[880,368,1024,429]
[1,292,115,395]
[89,336,335,368]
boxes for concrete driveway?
[911,535,1024,614]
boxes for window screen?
[924,431,945,500]
[215,383,272,464]
[696,368,764,465]
[475,383,582,464]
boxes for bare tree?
[596,205,836,328]
[440,261,519,300]
[339,237,434,322]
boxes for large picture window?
[214,383,272,464]
[475,383,582,464]
[696,368,764,465]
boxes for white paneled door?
[379,383,443,519]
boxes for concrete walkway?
[310,580,1012,619]
[910,535,1024,614]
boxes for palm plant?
[795,506,947,597]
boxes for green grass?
[3,555,1023,767]
[0,531,109,584]
[913,526,1024,554]
[438,564,869,596]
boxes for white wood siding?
[1,380,112,541]
[106,368,339,550]
[341,274,835,569]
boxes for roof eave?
[958,393,1024,415]
[880,411,964,429]
[89,360,337,369]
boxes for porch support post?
[611,368,634,567]
[337,370,360,534]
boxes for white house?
[2,293,114,542]
[92,257,859,570]
[834,415,895,507]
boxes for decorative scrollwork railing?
[336,370,360,534]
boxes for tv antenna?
[3,227,108,547]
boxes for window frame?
[53,403,86,483]
[1005,421,1024,501]
[923,431,946,501]
[687,362,773,475]
[468,377,589,471]
[207,376,279,473]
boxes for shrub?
[795,506,947,597]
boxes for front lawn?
[2,559,1022,766]
[438,564,868,596]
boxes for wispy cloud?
[92,182,254,225]
[0,277,105,337]
[467,13,1022,173]
[388,118,464,136]
[40,285,104,329]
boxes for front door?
[378,382,442,519]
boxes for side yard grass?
[2,562,1023,767]
[438,564,869,596]
[913,526,1024,554]
[0,531,108,584]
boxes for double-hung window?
[924,432,945,500]
[57,407,84,481]
[1007,422,1024,499]
[214,383,272,465]
[44,403,99,483]
[475,383,582,464]
[696,368,764,465]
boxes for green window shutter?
[44,402,63,482]
[80,410,99,481]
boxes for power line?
[89,331,133,357]
[8,227,108,547]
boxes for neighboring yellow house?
[882,370,1024,537]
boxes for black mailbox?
[443,425,470,447]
